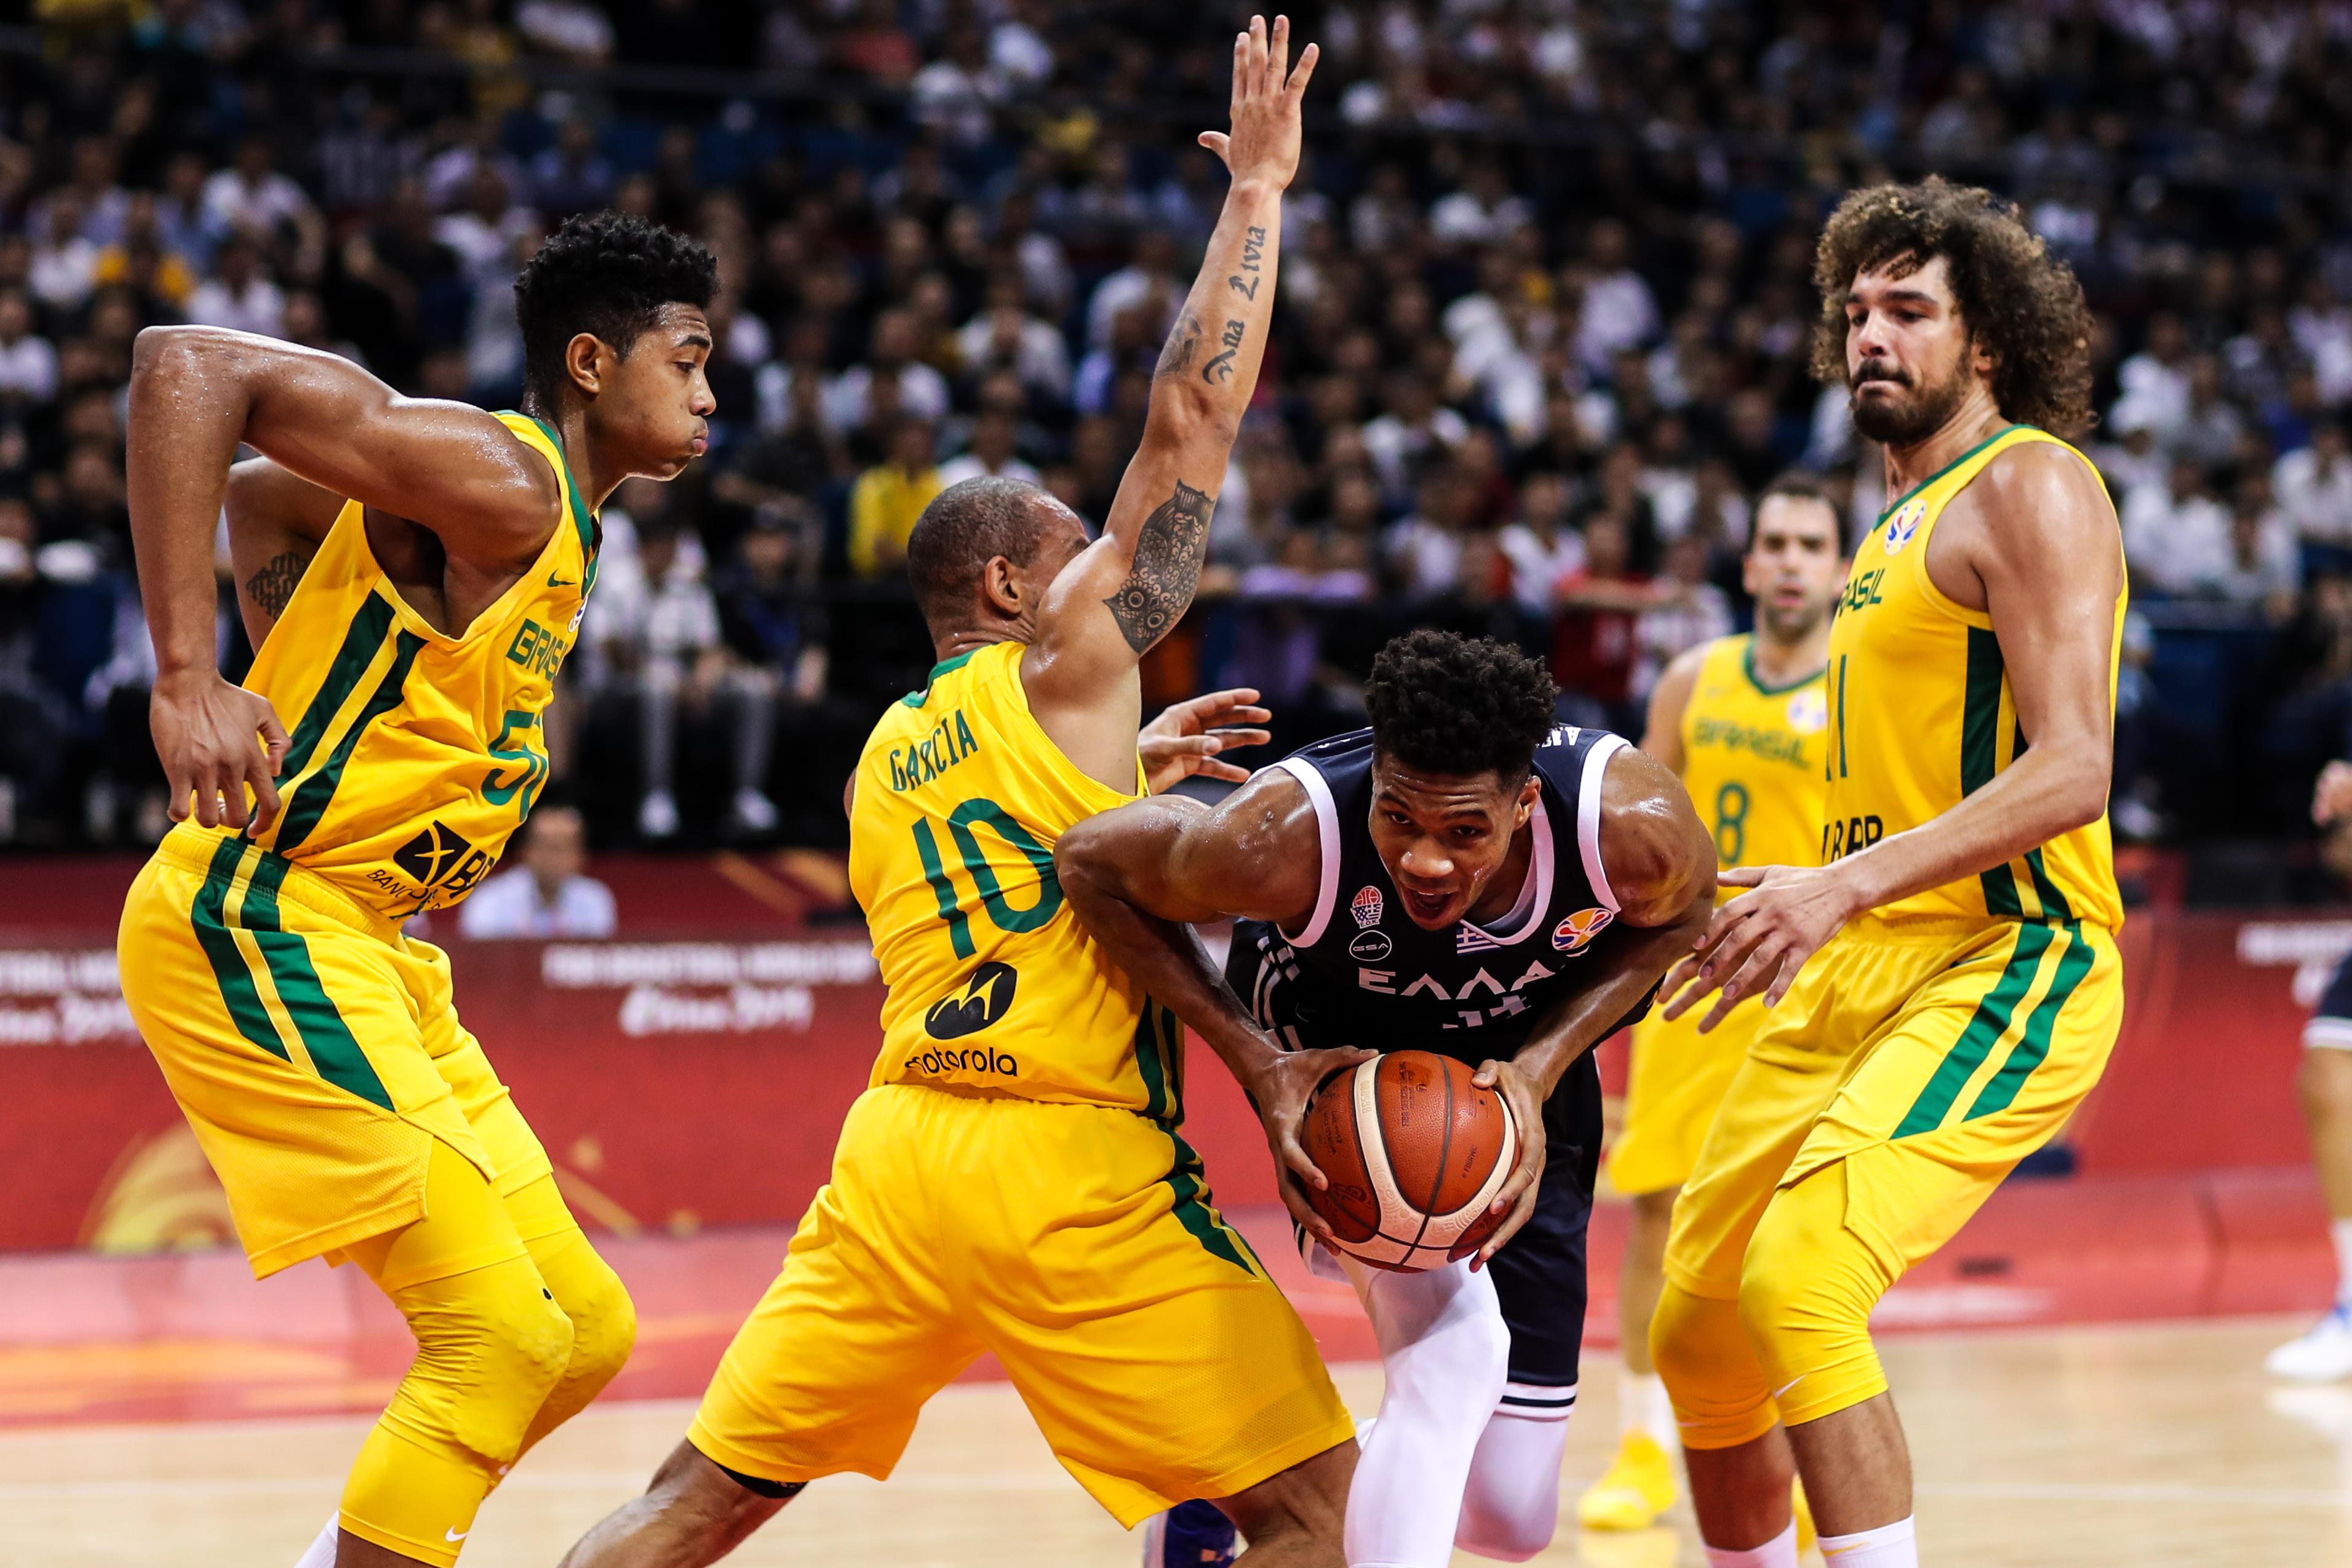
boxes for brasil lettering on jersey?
[1689,715,1810,768]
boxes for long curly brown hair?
[1809,178,2095,438]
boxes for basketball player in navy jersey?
[1058,630,1715,1568]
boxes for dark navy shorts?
[1229,922,1598,1400]
[2309,950,2352,1049]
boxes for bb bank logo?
[1883,499,1927,555]
[1785,686,1829,735]
[924,961,1018,1040]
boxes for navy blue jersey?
[1232,724,1656,1070]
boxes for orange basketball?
[1299,1049,1520,1272]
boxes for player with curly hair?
[116,211,720,1566]
[1058,628,1715,1568]
[1650,178,2127,1568]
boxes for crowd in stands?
[6,0,2352,854]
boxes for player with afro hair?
[1364,629,1561,787]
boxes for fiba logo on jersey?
[1351,886,1385,928]
[1883,499,1927,555]
[1550,907,1614,955]
[1785,687,1830,734]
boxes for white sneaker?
[639,789,680,839]
[2268,1302,2352,1381]
[730,787,779,834]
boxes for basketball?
[1300,1050,1521,1272]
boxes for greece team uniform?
[118,415,631,1564]
[1611,635,1829,1200]
[690,641,1353,1525]
[1221,725,1654,1567]
[1654,426,2127,1448]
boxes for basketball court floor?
[10,1317,2352,1567]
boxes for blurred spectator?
[456,803,618,939]
[939,410,1040,488]
[2221,474,2302,619]
[2279,424,2352,547]
[201,135,324,260]
[2123,460,2232,597]
[848,417,946,580]
[185,234,284,338]
[529,118,616,219]
[0,292,58,407]
[955,273,1072,406]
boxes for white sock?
[2331,1219,2352,1305]
[1339,1256,1511,1568]
[1702,1521,1798,1568]
[1819,1515,1918,1566]
[292,1516,340,1568]
[1618,1364,1675,1447]
[1456,1406,1571,1561]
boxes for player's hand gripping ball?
[1300,1050,1520,1271]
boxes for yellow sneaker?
[1576,1430,1678,1531]
[1793,1476,1816,1554]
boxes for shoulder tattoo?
[1101,480,1214,655]
[244,550,312,620]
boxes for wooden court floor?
[9,1317,2352,1567]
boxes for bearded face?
[1849,334,1973,446]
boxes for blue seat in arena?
[2147,629,2234,746]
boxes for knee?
[2300,1050,2352,1120]
[1648,1280,1736,1395]
[559,1256,639,1390]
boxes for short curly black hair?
[513,212,718,404]
[1363,630,1559,785]
[1809,177,2095,437]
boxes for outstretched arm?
[1666,444,2121,1029]
[1056,768,1374,1239]
[128,327,563,831]
[1022,15,1316,786]
[1466,747,1716,1262]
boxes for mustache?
[1851,359,1911,389]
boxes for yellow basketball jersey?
[1678,634,1829,889]
[1823,425,2124,929]
[848,640,1173,1112]
[241,412,595,919]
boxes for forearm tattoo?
[1102,480,1214,654]
[1202,319,1246,384]
[244,550,312,619]
[1156,312,1203,378]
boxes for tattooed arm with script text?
[1018,14,1315,785]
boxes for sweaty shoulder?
[1932,437,2119,611]
[1175,765,1323,927]
[1597,745,1713,926]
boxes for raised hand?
[1139,686,1275,794]
[1197,14,1318,191]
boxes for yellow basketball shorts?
[1609,995,1766,1198]
[1655,915,2122,1442]
[690,1083,1356,1527]
[119,823,552,1276]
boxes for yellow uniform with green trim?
[691,640,1352,1525]
[118,412,596,1276]
[1611,635,1828,1197]
[1655,426,2127,1446]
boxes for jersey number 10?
[911,798,1065,960]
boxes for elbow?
[131,324,236,395]
[2054,747,2113,834]
[1142,390,1239,455]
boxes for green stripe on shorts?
[1893,922,2052,1139]
[237,852,395,1112]
[1965,924,2094,1122]
[190,835,289,1062]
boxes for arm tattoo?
[1155,312,1203,378]
[244,549,312,619]
[1102,480,1214,654]
[1202,319,1246,384]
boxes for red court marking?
[0,1170,2332,1430]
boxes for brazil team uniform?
[1655,426,2127,1446]
[117,414,631,1564]
[690,640,1354,1526]
[1610,636,1828,1198]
